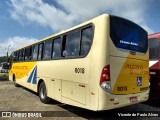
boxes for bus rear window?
[110,16,148,53]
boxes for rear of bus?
[98,15,149,110]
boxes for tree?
[0,56,7,64]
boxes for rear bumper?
[98,89,149,111]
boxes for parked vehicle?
[0,62,8,73]
[149,32,160,99]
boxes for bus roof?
[148,32,160,39]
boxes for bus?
[149,32,160,99]
[8,14,149,111]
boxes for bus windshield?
[149,38,160,60]
[110,16,148,53]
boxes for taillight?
[100,65,110,85]
[100,65,111,93]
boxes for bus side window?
[22,49,25,61]
[19,49,24,61]
[80,27,93,56]
[18,50,23,61]
[32,44,39,60]
[17,50,21,61]
[44,39,52,60]
[52,37,62,59]
[18,49,23,61]
[64,30,80,57]
[13,51,17,62]
[38,43,44,60]
[62,36,67,57]
[16,51,19,61]
[25,46,32,61]
[29,46,32,60]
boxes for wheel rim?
[40,85,46,99]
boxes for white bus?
[8,14,149,111]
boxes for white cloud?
[9,0,74,31]
[0,36,37,56]
[57,0,154,34]
[9,0,154,34]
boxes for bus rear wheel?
[38,82,51,103]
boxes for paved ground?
[0,79,160,120]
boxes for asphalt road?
[0,80,160,120]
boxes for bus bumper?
[98,89,149,111]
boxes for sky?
[0,0,160,56]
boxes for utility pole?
[7,45,11,58]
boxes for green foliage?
[0,56,7,64]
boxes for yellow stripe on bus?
[112,51,149,94]
[11,62,37,79]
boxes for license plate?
[130,96,138,103]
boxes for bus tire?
[38,82,51,103]
[13,75,20,87]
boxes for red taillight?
[100,65,110,85]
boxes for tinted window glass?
[19,49,24,61]
[110,16,148,53]
[17,51,19,61]
[32,44,38,60]
[22,49,25,61]
[13,52,17,62]
[52,38,62,59]
[44,40,52,59]
[64,30,80,57]
[17,51,20,61]
[80,27,93,56]
[149,38,160,60]
[25,46,32,61]
[38,43,44,60]
[16,52,18,61]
